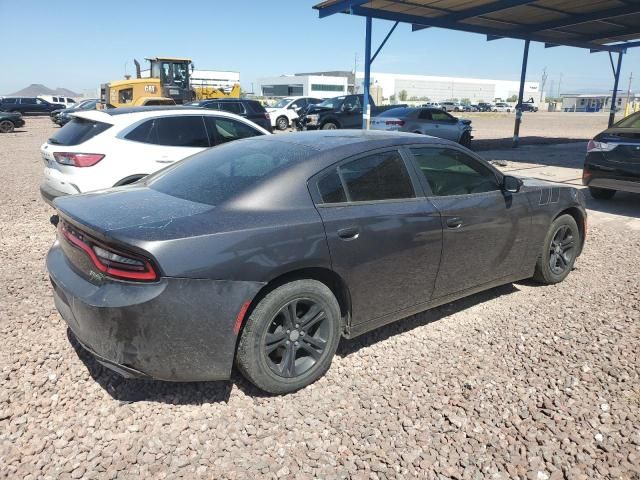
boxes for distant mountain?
[5,83,81,97]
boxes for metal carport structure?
[313,0,640,146]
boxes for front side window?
[343,95,361,111]
[410,147,499,196]
[205,117,262,144]
[330,151,415,203]
[118,88,133,104]
[430,111,455,122]
[22,98,37,104]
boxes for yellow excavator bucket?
[194,83,241,100]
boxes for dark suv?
[187,99,272,132]
[0,97,65,115]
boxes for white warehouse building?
[356,72,540,103]
[257,74,348,98]
[258,71,540,103]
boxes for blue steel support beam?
[363,16,372,130]
[350,6,626,52]
[608,52,624,128]
[318,0,369,18]
[370,21,399,63]
[512,39,530,148]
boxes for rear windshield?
[246,101,266,114]
[614,112,640,129]
[378,107,413,117]
[147,139,313,206]
[49,117,112,146]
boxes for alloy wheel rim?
[0,121,12,133]
[549,225,575,275]
[263,298,330,378]
[278,118,287,129]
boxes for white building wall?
[257,75,347,98]
[354,72,539,102]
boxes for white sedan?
[40,107,270,205]
[266,96,323,130]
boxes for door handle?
[446,217,463,229]
[337,227,360,241]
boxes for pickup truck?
[299,94,406,130]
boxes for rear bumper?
[47,242,264,382]
[583,154,640,193]
[40,182,70,206]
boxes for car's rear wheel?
[321,121,338,130]
[533,214,580,284]
[276,116,289,131]
[588,186,616,200]
[236,279,341,394]
[0,120,14,133]
[459,131,472,148]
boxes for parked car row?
[50,99,99,126]
[0,96,65,115]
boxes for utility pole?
[557,73,563,99]
[626,72,633,115]
[540,67,548,104]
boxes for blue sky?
[2,0,638,96]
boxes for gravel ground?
[1,117,639,480]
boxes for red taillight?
[59,222,157,281]
[582,169,592,185]
[586,139,596,152]
[264,112,271,120]
[53,152,104,167]
[385,120,405,126]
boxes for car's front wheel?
[459,131,472,148]
[321,121,338,130]
[276,116,289,131]
[588,186,616,200]
[0,120,15,133]
[533,214,580,284]
[236,279,341,394]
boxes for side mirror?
[502,175,522,193]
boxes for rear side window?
[50,117,112,146]
[2,98,16,104]
[247,101,266,114]
[125,116,209,147]
[217,102,244,115]
[204,117,262,144]
[319,151,415,203]
[148,140,313,206]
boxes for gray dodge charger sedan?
[47,130,587,394]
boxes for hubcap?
[263,298,329,378]
[549,225,576,275]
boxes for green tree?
[507,94,518,102]
[461,98,471,105]
[398,90,408,101]
[389,94,396,103]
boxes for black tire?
[459,131,472,148]
[236,279,341,394]
[588,186,616,200]
[321,121,338,130]
[532,214,580,285]
[0,120,14,133]
[276,116,289,131]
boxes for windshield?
[272,98,292,108]
[147,139,314,206]
[614,112,640,128]
[316,96,345,109]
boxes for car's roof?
[71,106,259,125]
[238,130,452,157]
